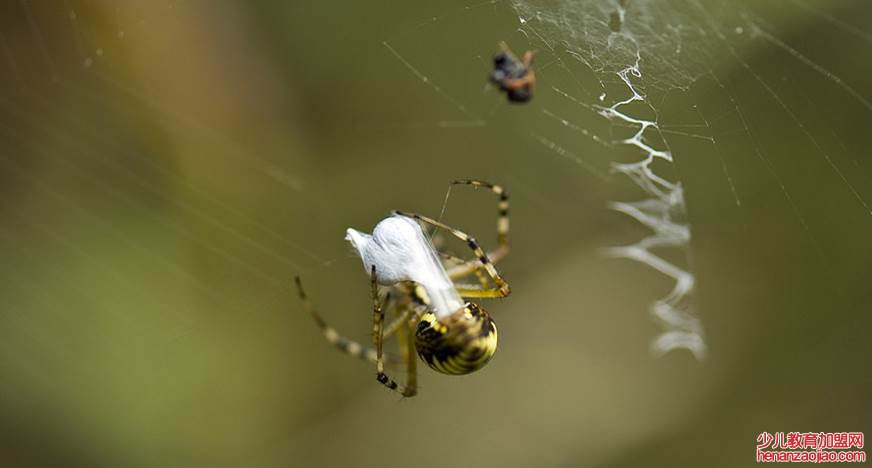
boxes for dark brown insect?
[490,43,535,103]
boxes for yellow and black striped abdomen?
[415,303,498,375]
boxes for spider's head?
[414,303,497,375]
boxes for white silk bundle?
[346,215,463,319]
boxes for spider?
[490,42,535,103]
[294,180,511,397]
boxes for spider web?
[380,0,872,362]
[509,0,717,360]
[1,0,871,465]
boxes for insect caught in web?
[294,180,511,397]
[490,42,536,103]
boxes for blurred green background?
[0,1,869,467]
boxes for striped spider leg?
[296,180,511,396]
[437,179,510,282]
[295,273,422,396]
[294,276,410,365]
[372,266,419,397]
[392,210,510,298]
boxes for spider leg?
[436,180,511,280]
[382,307,413,339]
[372,266,417,397]
[294,276,402,365]
[449,268,499,297]
[452,284,509,298]
[439,253,492,291]
[473,268,491,289]
[394,309,418,397]
[393,210,510,298]
[438,251,466,266]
